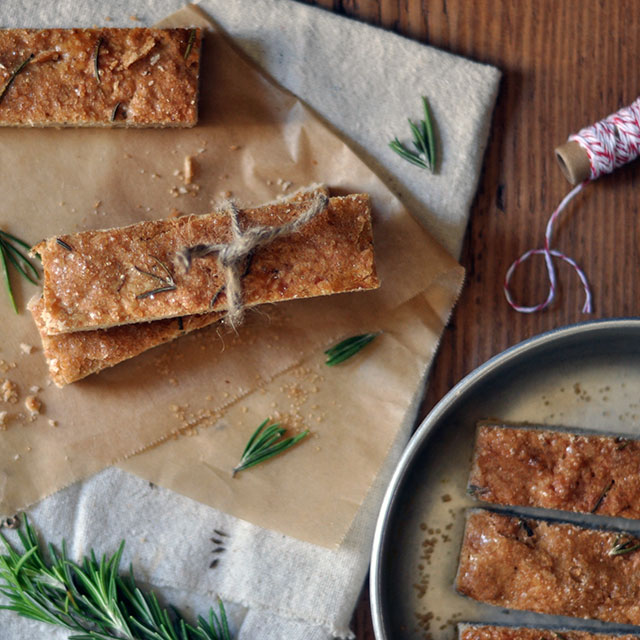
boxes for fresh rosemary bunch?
[232,419,309,477]
[324,332,380,366]
[389,96,437,172]
[0,515,232,640]
[0,229,40,313]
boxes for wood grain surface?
[301,1,640,638]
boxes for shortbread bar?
[36,194,378,334]
[0,28,201,126]
[468,423,640,519]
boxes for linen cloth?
[0,1,500,638]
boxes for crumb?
[24,395,41,416]
[178,186,188,195]
[129,14,139,21]
[281,181,292,192]
[105,16,112,21]
[441,494,452,502]
[0,360,16,373]
[183,155,195,184]
[29,385,40,394]
[1,379,18,403]
[20,343,34,355]
[94,200,101,208]
[0,411,7,430]
[169,208,183,219]
[48,419,58,428]
[229,144,240,151]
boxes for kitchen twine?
[177,193,329,327]
[504,96,640,313]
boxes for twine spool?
[504,96,640,313]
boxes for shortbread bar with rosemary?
[0,28,201,126]
[36,193,378,334]
[456,509,640,625]
[459,624,639,640]
[29,297,221,387]
[29,187,330,386]
[468,423,640,519]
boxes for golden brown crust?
[29,296,220,387]
[459,625,639,640]
[0,28,201,127]
[469,424,640,518]
[37,194,379,334]
[457,510,640,625]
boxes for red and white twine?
[504,96,640,313]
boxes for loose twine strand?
[177,193,330,327]
[504,96,640,313]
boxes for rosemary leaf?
[324,332,380,366]
[422,96,437,171]
[56,238,73,252]
[388,139,429,169]
[609,534,640,557]
[110,102,120,122]
[3,246,39,285]
[0,515,233,639]
[94,37,103,83]
[0,229,32,252]
[184,29,197,60]
[135,257,177,300]
[233,419,309,477]
[591,479,614,513]
[389,95,437,172]
[0,230,40,313]
[0,54,34,105]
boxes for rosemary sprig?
[0,229,40,313]
[389,96,437,172]
[324,332,380,366]
[0,515,232,639]
[232,419,309,477]
[184,29,196,60]
[0,54,34,104]
[135,257,177,300]
[609,533,640,557]
[94,37,103,83]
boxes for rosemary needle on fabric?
[233,419,309,477]
[0,229,40,313]
[324,332,380,366]
[0,515,233,639]
[389,96,437,172]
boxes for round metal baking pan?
[371,319,640,640]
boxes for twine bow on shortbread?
[177,193,329,327]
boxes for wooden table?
[303,1,640,638]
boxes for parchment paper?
[0,6,462,546]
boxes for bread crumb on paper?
[183,155,196,184]
[0,411,8,430]
[25,395,41,417]
[1,379,18,404]
[20,343,34,355]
